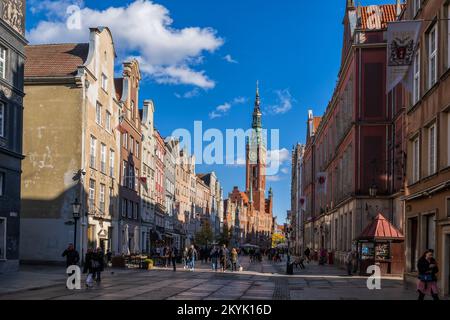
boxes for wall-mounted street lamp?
[369,181,378,198]
[71,198,81,250]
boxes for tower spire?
[252,81,262,129]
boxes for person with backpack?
[94,247,104,282]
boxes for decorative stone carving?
[0,83,22,104]
[1,0,25,35]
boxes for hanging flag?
[386,20,422,92]
[299,196,306,211]
[317,172,327,194]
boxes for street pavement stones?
[0,256,428,300]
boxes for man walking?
[345,250,353,276]
[62,243,80,267]
[170,246,178,271]
[188,245,197,271]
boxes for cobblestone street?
[0,257,421,300]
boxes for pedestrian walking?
[170,246,178,271]
[183,247,189,269]
[83,248,96,288]
[345,250,353,276]
[304,247,311,263]
[210,246,219,271]
[106,249,112,267]
[62,243,80,267]
[94,247,104,282]
[219,244,228,272]
[188,245,197,271]
[417,249,440,301]
[231,248,238,271]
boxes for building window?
[0,46,6,79]
[109,149,115,177]
[135,168,139,191]
[89,179,96,212]
[100,143,106,174]
[106,111,111,132]
[428,124,436,175]
[413,51,420,104]
[96,102,102,126]
[413,0,421,16]
[131,101,135,120]
[447,197,450,217]
[0,172,4,196]
[121,198,127,217]
[447,112,450,166]
[136,141,139,159]
[130,137,134,154]
[122,161,127,186]
[109,187,114,214]
[0,218,5,260]
[123,133,128,150]
[99,184,105,213]
[128,200,132,219]
[101,73,108,91]
[412,136,420,183]
[128,164,134,189]
[425,214,435,251]
[428,25,438,88]
[90,136,97,169]
[0,102,4,138]
[134,202,138,220]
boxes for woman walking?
[83,248,96,288]
[417,249,439,300]
[231,248,238,272]
[94,247,104,282]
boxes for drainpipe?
[80,69,87,262]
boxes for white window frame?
[413,50,420,104]
[122,161,127,186]
[89,179,96,211]
[0,46,6,79]
[96,102,102,126]
[428,123,437,175]
[100,143,106,174]
[106,111,111,132]
[101,73,108,91]
[0,102,4,138]
[90,136,97,169]
[99,184,105,213]
[412,136,420,183]
[428,25,438,88]
[0,217,6,260]
[109,149,115,177]
[136,141,139,158]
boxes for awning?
[356,213,404,241]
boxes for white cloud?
[267,175,282,182]
[281,167,289,174]
[175,88,200,99]
[27,0,223,89]
[267,148,290,166]
[268,89,295,114]
[223,54,238,64]
[209,96,247,119]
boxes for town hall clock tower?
[246,82,267,213]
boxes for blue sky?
[25,0,396,224]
